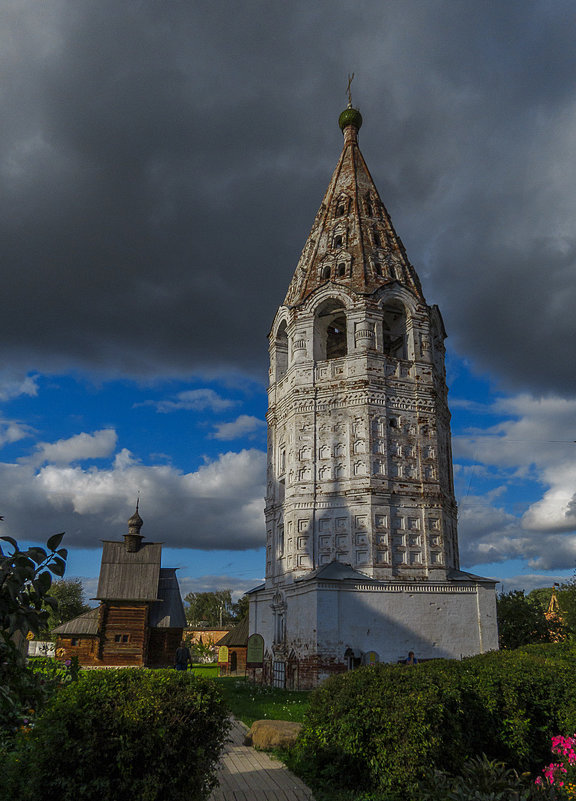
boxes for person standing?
[174,641,192,671]
[404,651,418,666]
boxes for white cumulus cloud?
[211,415,266,440]
[27,429,118,467]
[0,420,34,448]
[454,394,576,571]
[0,372,38,402]
[0,447,266,551]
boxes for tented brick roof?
[283,110,424,307]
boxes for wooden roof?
[148,568,186,629]
[52,607,99,636]
[218,617,249,647]
[95,540,162,601]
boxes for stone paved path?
[209,718,315,801]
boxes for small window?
[323,265,331,280]
[334,235,343,248]
[375,263,382,276]
[366,203,373,217]
[114,634,130,644]
[389,418,398,428]
[71,638,79,647]
[337,204,345,216]
[373,230,381,247]
[338,262,346,277]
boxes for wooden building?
[53,505,186,667]
[217,618,249,675]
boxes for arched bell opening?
[314,299,348,361]
[382,301,407,359]
[274,320,289,379]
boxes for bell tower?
[265,104,458,586]
[250,102,497,688]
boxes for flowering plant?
[536,734,576,798]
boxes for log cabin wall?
[99,602,149,666]
[55,636,100,665]
[147,628,182,667]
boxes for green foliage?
[189,637,217,663]
[0,532,69,750]
[497,591,566,649]
[555,579,576,633]
[185,590,235,626]
[418,755,539,800]
[291,647,576,799]
[40,578,91,638]
[184,590,249,627]
[3,669,229,801]
[0,532,67,641]
[232,594,249,622]
[0,648,79,751]
[526,583,576,637]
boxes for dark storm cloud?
[1,0,575,395]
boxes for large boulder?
[244,719,302,750]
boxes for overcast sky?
[1,0,576,598]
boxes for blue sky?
[1,0,576,602]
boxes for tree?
[497,590,566,649]
[41,578,91,639]
[556,579,576,633]
[231,594,249,622]
[184,590,234,627]
[527,586,553,612]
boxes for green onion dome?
[338,106,363,132]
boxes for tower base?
[248,563,498,690]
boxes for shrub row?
[3,668,229,801]
[291,644,576,799]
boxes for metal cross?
[346,72,355,106]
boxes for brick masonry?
[249,107,498,689]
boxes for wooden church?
[53,505,186,667]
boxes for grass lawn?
[207,675,311,727]
[190,665,310,726]
[190,663,220,679]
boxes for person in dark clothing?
[174,641,191,670]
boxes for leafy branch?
[0,532,68,642]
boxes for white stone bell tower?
[249,103,498,689]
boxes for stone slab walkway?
[209,718,315,801]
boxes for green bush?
[3,668,229,801]
[0,647,78,751]
[291,647,576,798]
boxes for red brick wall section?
[218,646,247,675]
[257,655,348,689]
